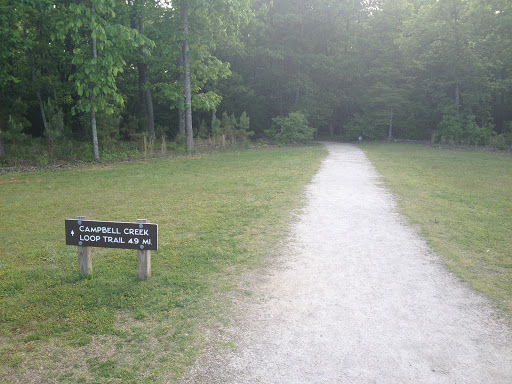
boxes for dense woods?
[1,0,511,163]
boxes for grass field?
[0,146,327,383]
[362,144,512,323]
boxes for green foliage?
[463,118,494,146]
[211,114,222,138]
[235,111,254,145]
[96,112,121,148]
[221,111,235,144]
[44,100,66,144]
[265,112,315,145]
[343,114,387,142]
[65,1,152,116]
[489,133,512,151]
[437,115,464,144]
[198,119,209,139]
[209,111,253,147]
[1,99,31,147]
[436,114,494,146]
[1,0,512,161]
[3,116,30,147]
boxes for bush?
[221,112,235,146]
[198,120,209,139]
[436,114,493,146]
[343,114,387,142]
[463,116,493,146]
[437,115,463,144]
[235,111,254,146]
[489,133,512,151]
[265,112,315,145]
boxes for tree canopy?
[1,0,511,161]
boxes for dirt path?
[182,143,512,383]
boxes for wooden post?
[77,216,92,276]
[137,219,151,280]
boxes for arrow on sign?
[71,230,75,236]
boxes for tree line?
[1,0,511,163]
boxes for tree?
[181,0,193,152]
[173,0,253,152]
[358,0,413,140]
[63,0,152,161]
[400,0,491,139]
[2,0,512,164]
[128,0,156,140]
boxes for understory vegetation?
[0,145,327,383]
[363,144,512,324]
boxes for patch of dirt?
[78,165,113,172]
[0,178,24,184]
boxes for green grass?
[0,145,327,383]
[362,144,512,323]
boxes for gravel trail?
[182,143,512,384]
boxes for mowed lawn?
[363,144,512,323]
[0,146,327,383]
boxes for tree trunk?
[37,92,52,152]
[0,136,4,158]
[388,107,393,142]
[178,97,186,137]
[137,23,155,140]
[132,3,155,140]
[9,57,16,102]
[181,0,193,152]
[130,1,147,120]
[145,85,155,140]
[498,92,504,134]
[295,22,303,105]
[138,61,148,118]
[91,4,100,162]
[139,55,155,141]
[177,55,185,137]
[91,107,99,162]
[28,42,53,154]
[328,121,334,137]
[455,83,460,117]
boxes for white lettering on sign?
[80,235,101,242]
[123,228,149,236]
[79,226,121,234]
[102,236,126,244]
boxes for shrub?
[343,114,387,142]
[235,111,254,145]
[489,133,512,151]
[437,114,493,146]
[221,112,235,145]
[462,116,493,146]
[437,115,463,144]
[265,112,315,145]
[198,119,209,139]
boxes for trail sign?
[65,219,158,250]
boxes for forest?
[1,0,511,163]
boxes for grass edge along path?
[0,145,327,384]
[362,143,512,325]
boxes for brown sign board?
[65,219,158,250]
